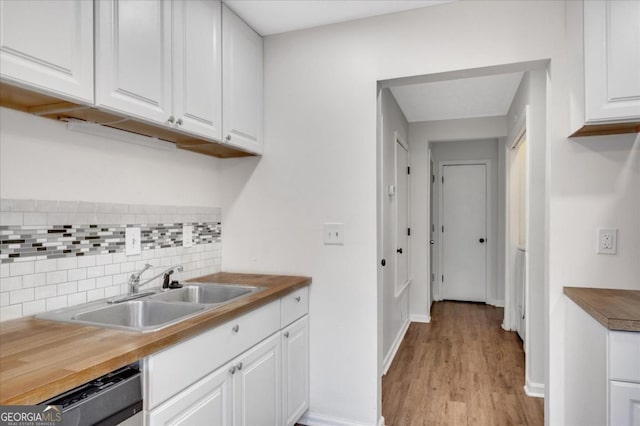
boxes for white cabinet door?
[0,0,93,102]
[148,364,233,426]
[96,0,172,123]
[610,381,640,426]
[222,4,263,154]
[172,0,222,140]
[282,316,309,426]
[233,333,281,426]
[584,1,640,123]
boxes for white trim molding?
[524,377,545,398]
[382,318,410,375]
[299,411,381,426]
[410,314,431,323]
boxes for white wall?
[0,107,223,207]
[549,132,640,425]
[379,89,410,369]
[219,2,573,423]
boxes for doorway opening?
[377,60,548,422]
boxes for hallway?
[382,302,544,426]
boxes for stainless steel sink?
[36,282,264,333]
[71,300,205,331]
[149,283,258,304]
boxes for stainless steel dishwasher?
[40,362,142,426]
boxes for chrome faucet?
[128,264,153,295]
[130,265,184,294]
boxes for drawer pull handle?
[284,331,290,338]
[295,296,301,302]
[236,362,243,371]
[232,324,240,333]
[229,365,236,375]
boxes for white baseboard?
[488,298,505,307]
[524,377,545,398]
[501,323,511,331]
[299,410,379,426]
[410,314,431,323]
[382,318,410,375]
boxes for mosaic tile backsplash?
[0,222,220,263]
[0,199,222,321]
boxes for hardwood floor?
[382,301,544,426]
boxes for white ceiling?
[221,1,521,123]
[223,0,453,36]
[390,72,525,122]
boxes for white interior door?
[441,164,487,302]
[395,140,409,294]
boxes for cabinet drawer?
[609,331,640,383]
[145,299,281,409]
[281,287,309,327]
[610,381,640,426]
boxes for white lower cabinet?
[233,333,281,426]
[148,365,232,425]
[145,289,309,426]
[282,316,309,426]
[610,381,640,426]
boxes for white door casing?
[440,162,489,302]
[395,133,410,296]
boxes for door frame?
[436,159,492,303]
[504,106,528,333]
[394,131,411,297]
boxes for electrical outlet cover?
[125,227,141,256]
[597,228,617,255]
[324,223,344,245]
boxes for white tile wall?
[0,200,222,321]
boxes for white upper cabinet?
[222,5,264,154]
[172,1,222,141]
[568,0,640,136]
[0,0,93,103]
[96,0,223,139]
[95,0,172,124]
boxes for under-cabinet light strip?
[66,119,176,152]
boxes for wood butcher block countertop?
[564,287,640,332]
[0,272,311,405]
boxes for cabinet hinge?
[442,225,444,233]
[407,166,410,175]
[407,227,411,236]
[432,174,435,183]
[431,273,435,282]
[432,224,435,232]
[442,275,444,282]
[442,176,444,183]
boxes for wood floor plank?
[382,301,543,426]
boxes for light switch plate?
[596,228,617,255]
[125,227,141,256]
[324,223,344,245]
[183,224,193,248]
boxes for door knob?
[479,238,485,243]
[430,240,435,245]
[397,248,403,254]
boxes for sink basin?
[150,283,258,305]
[71,300,205,331]
[36,282,264,332]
